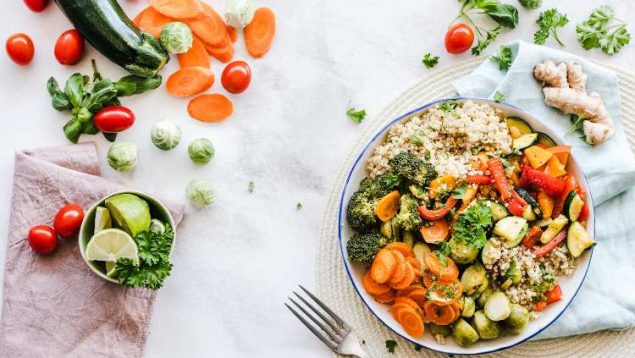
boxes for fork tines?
[285,285,351,350]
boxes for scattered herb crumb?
[422,53,439,69]
[576,5,631,55]
[435,241,451,266]
[247,181,255,193]
[490,45,512,70]
[534,8,569,46]
[296,202,303,210]
[439,100,457,112]
[385,340,397,353]
[361,340,366,345]
[346,107,367,124]
[472,26,502,56]
[414,344,423,351]
[494,91,505,103]
[410,133,424,146]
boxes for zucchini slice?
[563,190,585,222]
[493,217,528,247]
[483,200,509,221]
[539,214,569,243]
[512,133,539,151]
[484,292,511,321]
[507,117,533,135]
[517,188,542,216]
[567,221,594,258]
[537,132,557,147]
[521,205,537,221]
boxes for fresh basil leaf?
[103,132,118,142]
[115,74,162,96]
[81,120,100,135]
[113,81,137,97]
[86,79,117,112]
[64,73,86,108]
[47,78,72,111]
[485,4,519,29]
[63,117,83,143]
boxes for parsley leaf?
[451,200,493,249]
[385,340,398,353]
[534,8,569,46]
[422,53,439,69]
[116,226,174,290]
[576,6,631,55]
[439,100,457,112]
[296,202,303,210]
[490,45,512,70]
[566,115,585,136]
[346,107,367,124]
[494,91,505,103]
[452,184,467,199]
[472,26,502,56]
[505,259,517,278]
[435,241,452,266]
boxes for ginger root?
[533,60,615,145]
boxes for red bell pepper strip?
[533,229,567,258]
[578,203,590,221]
[467,174,494,185]
[553,175,577,218]
[546,284,563,304]
[534,300,548,312]
[520,165,566,197]
[488,158,513,202]
[418,197,457,221]
[522,226,542,249]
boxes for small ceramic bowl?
[78,190,176,284]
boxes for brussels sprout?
[186,178,215,207]
[452,319,479,347]
[481,239,501,265]
[472,310,500,339]
[477,287,495,308]
[503,304,530,334]
[484,292,511,321]
[449,236,479,264]
[429,324,451,337]
[462,296,476,318]
[225,0,255,29]
[151,120,182,151]
[107,142,138,172]
[160,22,193,54]
[461,263,488,296]
[518,0,541,10]
[188,138,215,165]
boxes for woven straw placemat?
[316,58,635,357]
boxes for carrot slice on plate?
[406,287,427,308]
[187,3,230,47]
[244,7,276,58]
[205,41,234,63]
[423,301,457,326]
[178,36,211,68]
[166,67,215,97]
[394,296,420,310]
[362,271,391,296]
[227,25,238,43]
[370,249,397,284]
[388,250,407,285]
[134,7,174,38]
[375,191,400,222]
[397,306,425,337]
[390,262,415,290]
[384,242,414,258]
[424,252,459,282]
[187,93,233,122]
[150,0,202,20]
[372,290,395,304]
[420,219,450,244]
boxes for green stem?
[552,30,565,47]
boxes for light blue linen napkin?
[453,40,635,339]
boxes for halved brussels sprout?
[481,239,501,265]
[477,287,495,308]
[429,324,451,337]
[461,296,476,318]
[449,236,479,264]
[503,304,530,334]
[484,292,511,321]
[461,263,488,296]
[472,310,500,339]
[452,318,480,347]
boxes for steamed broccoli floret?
[359,172,401,198]
[394,193,422,231]
[347,232,388,266]
[346,192,378,232]
[388,152,437,186]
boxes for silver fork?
[285,285,371,358]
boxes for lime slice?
[85,228,139,264]
[149,219,165,234]
[105,194,151,237]
[105,261,118,278]
[94,206,112,234]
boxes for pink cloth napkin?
[0,142,183,358]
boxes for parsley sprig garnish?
[422,53,439,69]
[346,107,367,124]
[451,200,493,249]
[116,227,174,290]
[576,5,631,55]
[385,339,398,353]
[534,8,569,46]
[490,45,512,70]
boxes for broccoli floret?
[359,172,401,198]
[346,192,378,232]
[394,193,422,231]
[388,152,436,186]
[347,232,388,266]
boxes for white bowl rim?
[336,97,595,355]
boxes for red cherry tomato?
[28,225,58,255]
[54,29,85,66]
[23,0,49,12]
[53,204,84,239]
[5,33,35,65]
[221,61,252,94]
[444,23,474,55]
[93,106,135,133]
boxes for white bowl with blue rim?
[337,98,594,355]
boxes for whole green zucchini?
[54,0,169,77]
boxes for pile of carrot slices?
[362,245,464,338]
[134,0,276,122]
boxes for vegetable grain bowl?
[338,98,595,354]
[79,191,176,289]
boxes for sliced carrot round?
[385,242,414,258]
[420,219,450,244]
[406,287,427,308]
[372,290,395,304]
[375,191,400,222]
[178,36,211,69]
[244,7,276,58]
[398,306,425,337]
[390,262,415,290]
[388,250,406,285]
[150,0,203,20]
[187,93,233,122]
[424,252,459,282]
[394,296,420,310]
[362,271,391,296]
[423,301,457,326]
[205,41,234,63]
[135,7,174,38]
[187,3,228,47]
[370,249,396,284]
[167,66,215,97]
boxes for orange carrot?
[537,191,554,219]
[546,145,572,166]
[370,249,397,284]
[244,7,276,58]
[372,290,395,304]
[166,67,215,97]
[398,306,425,337]
[388,250,407,285]
[362,271,391,296]
[391,302,411,321]
[135,7,174,38]
[375,191,400,222]
[384,242,414,258]
[394,296,420,310]
[406,287,427,308]
[423,301,457,325]
[187,93,234,122]
[390,262,416,290]
[150,0,202,20]
[406,256,420,270]
[425,280,462,304]
[205,41,234,63]
[420,220,450,244]
[227,25,238,43]
[188,3,230,47]
[178,36,211,69]
[424,252,459,282]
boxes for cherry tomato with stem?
[28,225,58,255]
[93,106,135,133]
[6,33,35,65]
[221,61,252,94]
[54,29,85,65]
[445,23,474,55]
[53,204,84,239]
[23,0,49,12]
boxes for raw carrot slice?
[135,7,174,38]
[398,307,425,337]
[188,3,230,47]
[375,191,400,222]
[424,252,459,282]
[187,93,233,122]
[394,296,420,310]
[384,242,414,258]
[244,7,276,58]
[150,0,202,20]
[166,67,215,97]
[420,219,450,244]
[388,250,407,285]
[406,287,427,308]
[178,36,211,68]
[370,249,397,284]
[372,290,395,304]
[362,271,391,296]
[390,262,415,290]
[227,24,238,43]
[205,41,234,63]
[423,301,457,326]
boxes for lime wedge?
[149,219,165,234]
[105,194,151,237]
[105,261,118,278]
[94,206,112,234]
[85,228,139,264]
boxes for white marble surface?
[1,0,635,357]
